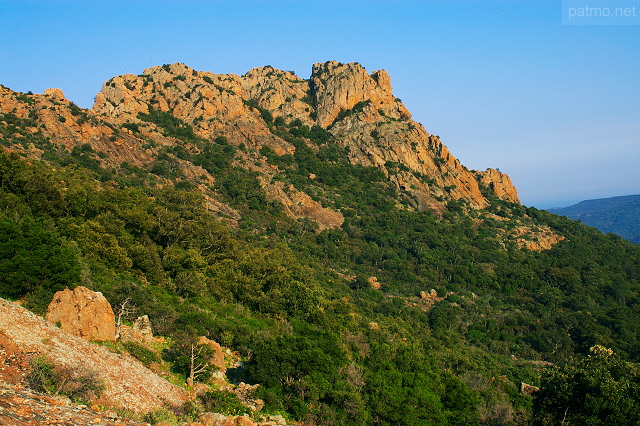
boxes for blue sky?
[1,0,638,208]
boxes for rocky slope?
[0,380,147,426]
[1,61,518,229]
[0,298,187,413]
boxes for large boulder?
[45,286,116,343]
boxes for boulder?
[45,286,116,343]
[120,315,156,343]
[367,276,381,290]
[198,336,227,373]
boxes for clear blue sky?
[1,0,638,208]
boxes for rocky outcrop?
[0,298,187,413]
[198,336,227,374]
[310,61,411,128]
[1,60,521,225]
[45,286,116,343]
[367,277,381,290]
[119,315,159,344]
[513,225,565,252]
[477,168,520,203]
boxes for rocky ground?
[0,298,187,413]
[0,295,293,425]
[0,379,147,425]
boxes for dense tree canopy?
[2,109,640,424]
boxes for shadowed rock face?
[45,286,116,343]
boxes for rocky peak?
[241,65,315,126]
[476,168,520,204]
[44,88,65,101]
[311,61,411,128]
[93,62,293,155]
[2,61,521,223]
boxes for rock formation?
[119,315,159,344]
[1,60,521,227]
[45,286,116,343]
[198,336,227,374]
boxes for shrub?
[122,340,161,367]
[27,356,104,403]
[199,390,247,416]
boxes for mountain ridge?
[550,194,640,244]
[0,61,518,229]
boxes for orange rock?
[234,416,255,426]
[198,336,227,373]
[367,277,381,290]
[45,286,116,343]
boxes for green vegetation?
[551,194,640,244]
[27,355,104,403]
[533,345,640,424]
[199,390,248,416]
[138,107,196,140]
[3,101,640,424]
[121,341,161,367]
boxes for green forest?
[551,195,640,244]
[2,98,640,425]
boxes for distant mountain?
[550,195,640,244]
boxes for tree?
[114,297,136,340]
[533,345,640,425]
[187,343,209,387]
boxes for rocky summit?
[0,61,518,229]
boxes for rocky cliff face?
[1,61,520,227]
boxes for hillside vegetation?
[551,195,640,244]
[2,62,640,425]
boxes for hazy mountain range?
[550,195,640,244]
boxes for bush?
[122,340,161,367]
[199,390,248,416]
[27,356,104,403]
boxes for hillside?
[550,195,640,244]
[2,62,640,425]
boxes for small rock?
[520,382,540,395]
[197,412,228,426]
